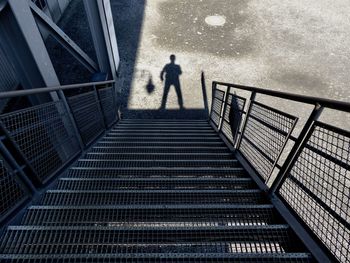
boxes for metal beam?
[0,0,59,102]
[99,0,120,76]
[83,0,111,76]
[29,2,99,74]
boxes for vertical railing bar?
[265,118,299,185]
[269,103,324,194]
[209,82,217,123]
[93,84,107,128]
[232,99,247,148]
[235,91,256,150]
[218,85,231,132]
[57,90,85,150]
[113,82,120,122]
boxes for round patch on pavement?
[205,15,226,26]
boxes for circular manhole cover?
[205,15,226,26]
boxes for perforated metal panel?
[278,121,350,263]
[0,160,28,222]
[239,102,297,181]
[0,101,81,183]
[67,91,104,145]
[98,86,117,127]
[221,94,246,145]
[210,89,225,128]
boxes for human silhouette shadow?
[160,55,184,109]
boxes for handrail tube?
[214,81,350,112]
[0,80,115,99]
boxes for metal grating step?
[76,159,240,168]
[119,120,210,123]
[56,178,256,191]
[90,146,231,154]
[41,190,268,206]
[22,204,282,227]
[0,225,306,255]
[101,137,223,143]
[113,126,214,130]
[66,167,248,178]
[84,152,234,160]
[116,122,212,126]
[106,132,219,137]
[0,253,315,262]
[97,141,225,147]
[110,129,216,133]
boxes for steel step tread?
[58,177,251,182]
[45,189,262,194]
[84,152,234,160]
[110,130,217,135]
[105,133,220,137]
[90,146,231,154]
[66,167,248,179]
[22,204,282,227]
[76,159,240,168]
[97,142,225,147]
[0,253,315,261]
[56,177,256,190]
[41,190,267,206]
[0,225,309,255]
[101,137,222,142]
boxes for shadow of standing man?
[160,55,184,109]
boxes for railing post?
[269,103,324,195]
[93,84,108,128]
[235,91,256,150]
[218,86,231,132]
[57,90,85,150]
[209,81,217,122]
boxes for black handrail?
[214,81,350,112]
[0,80,115,99]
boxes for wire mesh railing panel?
[278,121,350,263]
[98,86,117,127]
[239,102,297,181]
[67,91,104,145]
[0,101,80,183]
[210,89,225,128]
[221,94,246,144]
[0,160,28,222]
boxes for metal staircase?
[0,119,314,262]
[0,80,349,262]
